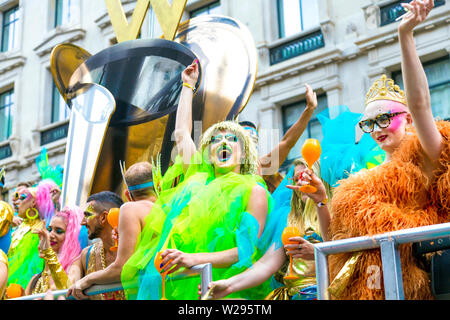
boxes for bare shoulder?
[248,184,268,205]
[120,201,154,220]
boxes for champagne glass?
[282,226,300,280]
[298,139,321,193]
[154,252,169,300]
[107,208,120,252]
[6,283,24,299]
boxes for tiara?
[365,74,407,106]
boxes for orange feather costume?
[328,120,450,300]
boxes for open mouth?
[377,135,388,142]
[217,145,232,163]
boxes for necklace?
[99,242,106,269]
[33,270,50,294]
[98,241,125,300]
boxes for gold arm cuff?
[42,248,71,289]
[0,202,13,237]
[328,252,362,299]
[265,287,290,300]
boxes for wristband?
[182,82,195,92]
[316,197,328,207]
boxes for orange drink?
[282,227,300,280]
[154,251,169,300]
[6,283,24,299]
[299,139,321,193]
[107,208,120,251]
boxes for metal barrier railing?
[314,222,450,300]
[11,263,213,300]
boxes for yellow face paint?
[84,204,97,220]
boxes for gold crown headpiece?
[365,74,407,106]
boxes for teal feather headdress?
[35,148,64,188]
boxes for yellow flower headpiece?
[365,74,407,106]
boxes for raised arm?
[260,84,317,175]
[398,0,443,163]
[174,60,200,167]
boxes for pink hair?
[54,206,83,272]
[34,179,57,224]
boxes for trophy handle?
[61,84,116,208]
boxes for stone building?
[0,0,449,200]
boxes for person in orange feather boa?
[328,0,449,300]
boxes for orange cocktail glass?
[107,208,120,252]
[299,139,321,193]
[154,252,169,300]
[282,226,300,280]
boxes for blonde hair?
[287,158,332,236]
[199,121,259,175]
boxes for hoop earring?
[26,208,39,220]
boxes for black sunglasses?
[358,112,407,133]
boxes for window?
[54,0,73,27]
[392,56,450,121]
[380,0,445,27]
[281,94,328,170]
[51,82,70,123]
[1,5,19,52]
[277,0,319,38]
[0,89,13,142]
[190,1,221,18]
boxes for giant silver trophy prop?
[61,83,116,208]
[52,15,257,207]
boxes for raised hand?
[399,0,434,33]
[286,168,327,204]
[305,83,317,111]
[50,186,61,212]
[32,222,50,258]
[181,60,199,87]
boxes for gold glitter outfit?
[31,248,71,294]
[86,241,125,300]
[0,249,8,299]
[0,201,13,238]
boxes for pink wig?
[34,179,58,224]
[54,206,83,272]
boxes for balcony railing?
[0,143,12,160]
[314,222,450,300]
[380,0,446,26]
[40,122,69,146]
[269,30,325,65]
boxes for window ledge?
[95,0,136,30]
[0,53,26,75]
[267,26,322,50]
[356,5,449,51]
[33,26,86,57]
[0,136,18,162]
[255,45,342,88]
[32,119,70,147]
[34,118,70,133]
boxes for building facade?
[0,0,449,200]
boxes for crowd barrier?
[314,222,450,300]
[10,263,213,300]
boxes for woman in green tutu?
[121,61,280,300]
